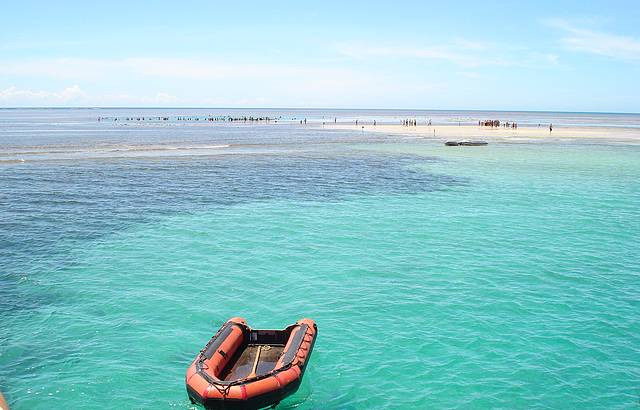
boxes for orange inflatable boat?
[186,317,317,409]
[0,391,8,410]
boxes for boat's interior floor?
[222,344,285,381]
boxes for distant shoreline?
[320,123,640,143]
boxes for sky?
[1,0,639,112]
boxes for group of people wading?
[479,119,554,132]
[96,114,555,133]
[479,119,519,129]
[98,115,280,123]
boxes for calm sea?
[1,109,639,409]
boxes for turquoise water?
[1,110,639,408]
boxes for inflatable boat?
[186,317,317,409]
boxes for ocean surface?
[1,109,639,409]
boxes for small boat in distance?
[186,317,317,409]
[445,140,488,146]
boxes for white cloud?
[336,43,506,68]
[546,54,559,65]
[0,85,86,104]
[547,19,640,60]
[0,85,178,106]
[154,92,176,104]
[336,40,557,69]
[96,91,180,106]
[0,57,374,82]
[458,71,481,79]
[0,57,427,107]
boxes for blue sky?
[1,1,639,111]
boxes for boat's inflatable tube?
[186,317,317,410]
[0,391,8,410]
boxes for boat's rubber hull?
[187,376,302,410]
[186,318,317,410]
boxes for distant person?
[374,120,376,126]
[550,123,553,133]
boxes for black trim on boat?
[281,324,308,366]
[203,323,236,359]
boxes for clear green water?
[1,110,639,409]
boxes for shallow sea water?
[1,109,639,409]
